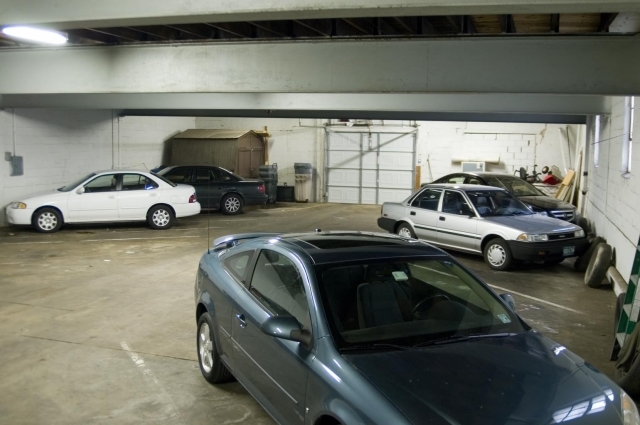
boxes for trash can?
[294,162,313,203]
[259,164,278,204]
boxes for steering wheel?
[412,294,450,319]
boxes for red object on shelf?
[542,174,561,185]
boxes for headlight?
[517,233,549,242]
[575,229,585,238]
[535,211,549,217]
[10,202,27,209]
[621,389,640,425]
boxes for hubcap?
[37,212,58,230]
[152,209,170,226]
[487,244,506,266]
[398,227,412,238]
[198,322,214,373]
[225,197,240,213]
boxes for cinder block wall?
[0,110,195,227]
[585,97,640,282]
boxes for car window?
[195,168,213,184]
[318,259,524,349]
[442,190,475,216]
[465,176,483,185]
[410,189,442,211]
[249,250,310,329]
[84,174,118,193]
[163,168,192,183]
[494,176,544,197]
[484,176,507,190]
[224,250,254,283]
[210,168,224,182]
[466,190,533,217]
[444,175,465,184]
[121,174,158,191]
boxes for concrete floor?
[0,203,618,424]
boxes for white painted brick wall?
[117,116,195,169]
[0,109,113,226]
[585,96,640,283]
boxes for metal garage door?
[325,131,416,204]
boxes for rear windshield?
[317,258,524,351]
[485,176,544,197]
[151,172,177,187]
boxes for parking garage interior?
[1,1,640,424]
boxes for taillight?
[189,193,197,203]
[258,184,265,193]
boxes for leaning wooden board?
[555,170,575,201]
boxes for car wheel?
[147,205,174,230]
[197,314,234,384]
[221,194,243,215]
[396,223,416,239]
[32,208,62,233]
[584,243,612,288]
[483,238,513,271]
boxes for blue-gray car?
[194,231,639,425]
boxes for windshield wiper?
[509,211,532,216]
[412,332,515,348]
[340,343,411,352]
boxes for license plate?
[563,246,575,256]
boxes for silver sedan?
[378,184,589,270]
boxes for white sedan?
[6,170,201,232]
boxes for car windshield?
[485,176,545,197]
[317,258,525,351]
[57,173,95,192]
[465,190,533,217]
[151,172,177,187]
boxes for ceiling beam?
[293,20,331,37]
[3,1,640,29]
[249,21,291,38]
[341,18,370,35]
[1,38,639,95]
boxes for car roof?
[443,172,520,178]
[421,183,507,191]
[282,232,447,265]
[227,232,447,265]
[93,169,154,175]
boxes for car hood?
[344,332,621,425]
[484,214,580,234]
[19,188,67,203]
[518,195,576,211]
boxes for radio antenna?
[207,169,211,254]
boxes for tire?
[615,322,640,398]
[396,223,416,239]
[483,238,513,271]
[197,314,234,384]
[574,236,605,272]
[577,216,590,234]
[221,194,243,215]
[615,292,626,335]
[584,243,612,288]
[147,205,174,230]
[32,207,63,233]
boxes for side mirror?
[76,186,85,194]
[260,315,312,349]
[499,293,516,311]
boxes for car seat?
[357,280,413,328]
[475,197,493,216]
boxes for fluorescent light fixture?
[2,26,67,44]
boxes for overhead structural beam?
[0,93,606,123]
[2,0,640,30]
[1,38,639,96]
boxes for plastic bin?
[294,163,313,203]
[259,164,278,204]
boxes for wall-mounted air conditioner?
[461,161,486,172]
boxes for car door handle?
[150,193,158,197]
[107,195,115,199]
[235,313,247,329]
[439,216,445,221]
[410,211,416,216]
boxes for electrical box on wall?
[461,161,485,172]
[5,152,24,176]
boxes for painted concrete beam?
[2,1,640,29]
[0,38,639,96]
[0,93,609,116]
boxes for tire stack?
[259,163,278,204]
[575,236,612,288]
